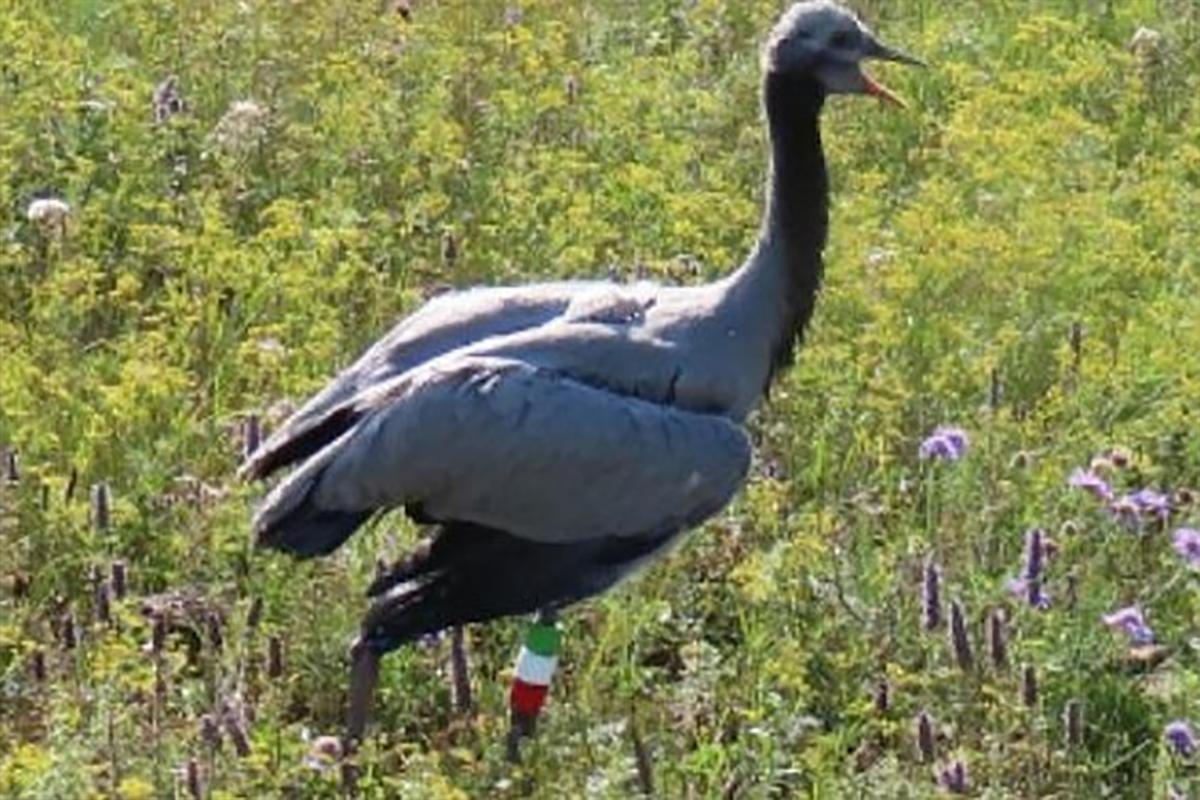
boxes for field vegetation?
[2,0,1200,796]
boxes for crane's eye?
[830,30,851,48]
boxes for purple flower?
[1007,577,1051,610]
[1130,488,1171,519]
[919,427,969,461]
[1109,489,1172,531]
[1172,528,1200,567]
[936,759,969,793]
[1102,606,1155,645]
[1165,720,1197,758]
[1068,468,1113,501]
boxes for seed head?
[1064,699,1083,747]
[150,612,167,654]
[873,678,891,714]
[936,759,969,794]
[199,714,223,751]
[207,612,224,653]
[922,558,942,632]
[3,448,17,483]
[242,415,261,461]
[222,702,252,757]
[91,482,111,531]
[267,635,284,679]
[94,583,111,626]
[246,596,263,630]
[949,599,974,671]
[26,197,70,236]
[987,608,1008,671]
[1021,663,1039,707]
[915,710,936,763]
[110,561,127,600]
[61,611,77,650]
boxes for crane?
[241,0,921,748]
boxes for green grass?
[2,0,1200,796]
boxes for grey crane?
[241,0,920,742]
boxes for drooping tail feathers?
[249,404,372,558]
[239,402,363,481]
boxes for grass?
[2,0,1200,796]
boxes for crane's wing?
[253,355,750,558]
[241,281,597,480]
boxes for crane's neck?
[723,71,828,393]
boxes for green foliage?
[2,0,1200,795]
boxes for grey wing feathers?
[253,356,751,555]
[240,282,592,480]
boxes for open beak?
[862,36,925,108]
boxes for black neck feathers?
[761,71,829,385]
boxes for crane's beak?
[861,35,925,108]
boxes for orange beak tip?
[863,72,908,109]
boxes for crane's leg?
[505,609,561,763]
[346,638,380,749]
[449,625,473,715]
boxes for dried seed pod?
[242,414,261,461]
[989,367,1002,411]
[1064,699,1083,747]
[30,648,47,682]
[565,74,580,103]
[91,482,111,531]
[184,757,202,800]
[1069,321,1083,368]
[61,611,77,650]
[987,608,1008,671]
[207,612,224,653]
[222,704,252,757]
[3,448,18,483]
[246,596,263,630]
[110,561,127,600]
[94,583,111,626]
[441,231,458,265]
[151,612,167,654]
[200,714,223,751]
[873,678,891,714]
[1065,569,1079,611]
[1021,663,1039,707]
[922,558,942,632]
[915,710,936,763]
[267,635,284,679]
[64,467,78,503]
[949,599,973,671]
[11,572,30,600]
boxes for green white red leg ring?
[509,620,561,718]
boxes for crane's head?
[765,1,923,106]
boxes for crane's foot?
[505,610,560,764]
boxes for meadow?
[2,0,1200,796]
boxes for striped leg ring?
[509,620,561,718]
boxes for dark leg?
[346,638,380,748]
[449,626,473,715]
